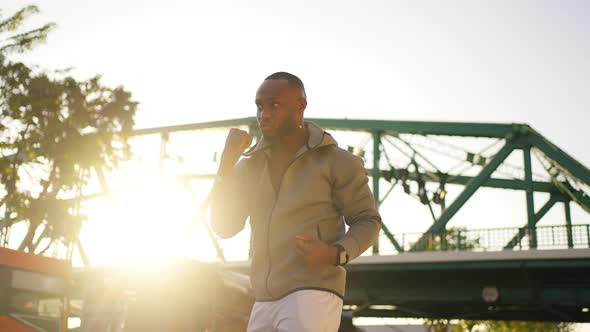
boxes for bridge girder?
[129,117,590,253]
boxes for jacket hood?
[243,121,337,157]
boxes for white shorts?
[247,289,343,332]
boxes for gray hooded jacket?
[211,121,382,301]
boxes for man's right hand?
[219,128,254,173]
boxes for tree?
[482,320,574,332]
[414,226,481,252]
[0,5,55,54]
[424,319,479,332]
[423,319,573,332]
[0,6,137,262]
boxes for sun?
[77,130,251,267]
[80,182,214,266]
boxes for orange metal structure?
[0,247,71,332]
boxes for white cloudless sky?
[4,0,589,165]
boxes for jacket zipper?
[263,144,325,299]
[264,194,279,298]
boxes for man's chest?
[267,152,293,193]
[244,147,334,205]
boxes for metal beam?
[504,195,560,249]
[524,146,537,248]
[391,170,557,192]
[370,131,404,253]
[411,142,516,251]
[569,188,590,213]
[380,223,404,253]
[565,201,574,249]
[180,170,565,194]
[372,131,381,255]
[133,117,256,136]
[309,118,521,138]
[132,117,524,139]
[528,132,590,186]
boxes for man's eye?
[256,104,263,111]
[272,102,280,108]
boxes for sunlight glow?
[81,182,201,265]
[77,130,245,267]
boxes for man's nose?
[258,108,272,121]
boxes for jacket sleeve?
[332,151,382,261]
[210,159,250,239]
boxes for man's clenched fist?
[219,128,254,174]
[295,234,338,271]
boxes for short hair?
[265,72,307,99]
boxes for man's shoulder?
[320,145,365,169]
[324,144,363,159]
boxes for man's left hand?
[295,234,338,270]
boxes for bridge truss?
[1,117,590,262]
[131,117,590,256]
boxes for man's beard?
[265,115,299,143]
[276,119,298,139]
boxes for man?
[210,72,381,331]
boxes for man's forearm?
[209,168,248,239]
[209,128,253,238]
[336,214,381,261]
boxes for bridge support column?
[372,131,381,255]
[523,145,537,249]
[565,200,573,248]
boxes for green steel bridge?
[130,116,590,254]
[133,117,590,322]
[4,117,590,322]
[137,117,590,322]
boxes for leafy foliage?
[482,320,574,332]
[424,319,573,332]
[415,227,481,251]
[0,5,55,54]
[0,6,137,256]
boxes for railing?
[377,224,590,254]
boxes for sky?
[3,1,590,329]
[3,0,589,250]
[3,0,589,164]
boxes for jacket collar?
[243,121,336,157]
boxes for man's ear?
[299,98,307,112]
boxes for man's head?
[255,72,307,141]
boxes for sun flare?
[78,130,250,267]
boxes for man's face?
[255,79,306,140]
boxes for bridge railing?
[379,224,590,253]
